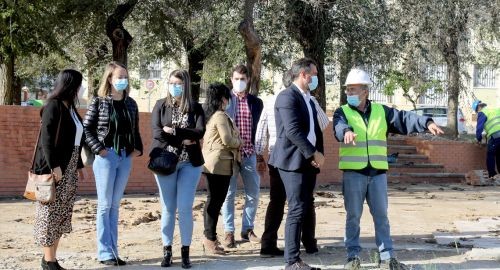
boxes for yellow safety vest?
[482,108,500,137]
[339,103,388,170]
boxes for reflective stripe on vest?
[339,103,388,170]
[482,108,500,138]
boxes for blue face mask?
[225,99,231,111]
[169,84,183,97]
[113,79,128,92]
[347,95,361,107]
[308,75,318,91]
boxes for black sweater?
[150,99,206,167]
[33,99,84,174]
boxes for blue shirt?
[476,112,487,142]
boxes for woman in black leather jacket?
[83,62,143,266]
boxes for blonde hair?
[165,69,193,113]
[97,61,129,97]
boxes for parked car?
[411,106,467,134]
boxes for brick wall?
[403,137,487,173]
[0,106,486,196]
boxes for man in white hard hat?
[333,68,443,270]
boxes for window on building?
[474,65,496,88]
[140,60,162,80]
[324,64,336,85]
[364,65,392,103]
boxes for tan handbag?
[24,112,61,203]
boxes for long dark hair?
[204,82,230,121]
[48,69,83,108]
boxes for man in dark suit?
[269,58,324,270]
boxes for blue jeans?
[486,137,500,178]
[222,153,260,233]
[93,148,132,261]
[343,171,393,259]
[154,161,202,246]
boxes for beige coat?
[202,111,241,176]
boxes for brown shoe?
[241,229,261,243]
[224,232,236,248]
[203,237,226,255]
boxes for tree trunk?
[284,0,334,111]
[0,55,15,105]
[238,0,261,96]
[303,47,326,109]
[87,68,95,98]
[187,48,204,102]
[12,74,21,105]
[338,46,355,106]
[445,51,460,137]
[441,22,461,138]
[106,0,137,67]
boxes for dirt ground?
[2,183,500,270]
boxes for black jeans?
[261,165,317,251]
[278,168,317,265]
[203,173,231,240]
[487,137,500,177]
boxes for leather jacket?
[83,95,143,156]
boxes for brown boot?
[203,237,226,255]
[224,232,236,248]
[241,229,261,243]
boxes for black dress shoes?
[100,257,127,266]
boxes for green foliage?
[382,68,444,110]
[129,77,141,90]
[0,0,62,61]
[259,78,274,96]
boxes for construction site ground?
[1,183,500,270]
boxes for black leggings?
[203,173,231,240]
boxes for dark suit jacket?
[150,99,206,167]
[268,84,324,173]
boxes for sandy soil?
[2,183,500,270]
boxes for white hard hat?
[344,68,373,86]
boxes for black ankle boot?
[161,245,173,267]
[55,260,66,270]
[181,246,192,269]
[41,256,59,270]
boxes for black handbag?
[148,147,179,175]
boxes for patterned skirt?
[34,146,79,247]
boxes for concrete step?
[387,172,465,184]
[394,154,429,163]
[387,145,417,154]
[387,136,409,146]
[388,163,444,173]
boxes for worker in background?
[473,100,500,179]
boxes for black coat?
[33,99,84,174]
[150,99,206,167]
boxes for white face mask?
[233,80,247,93]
